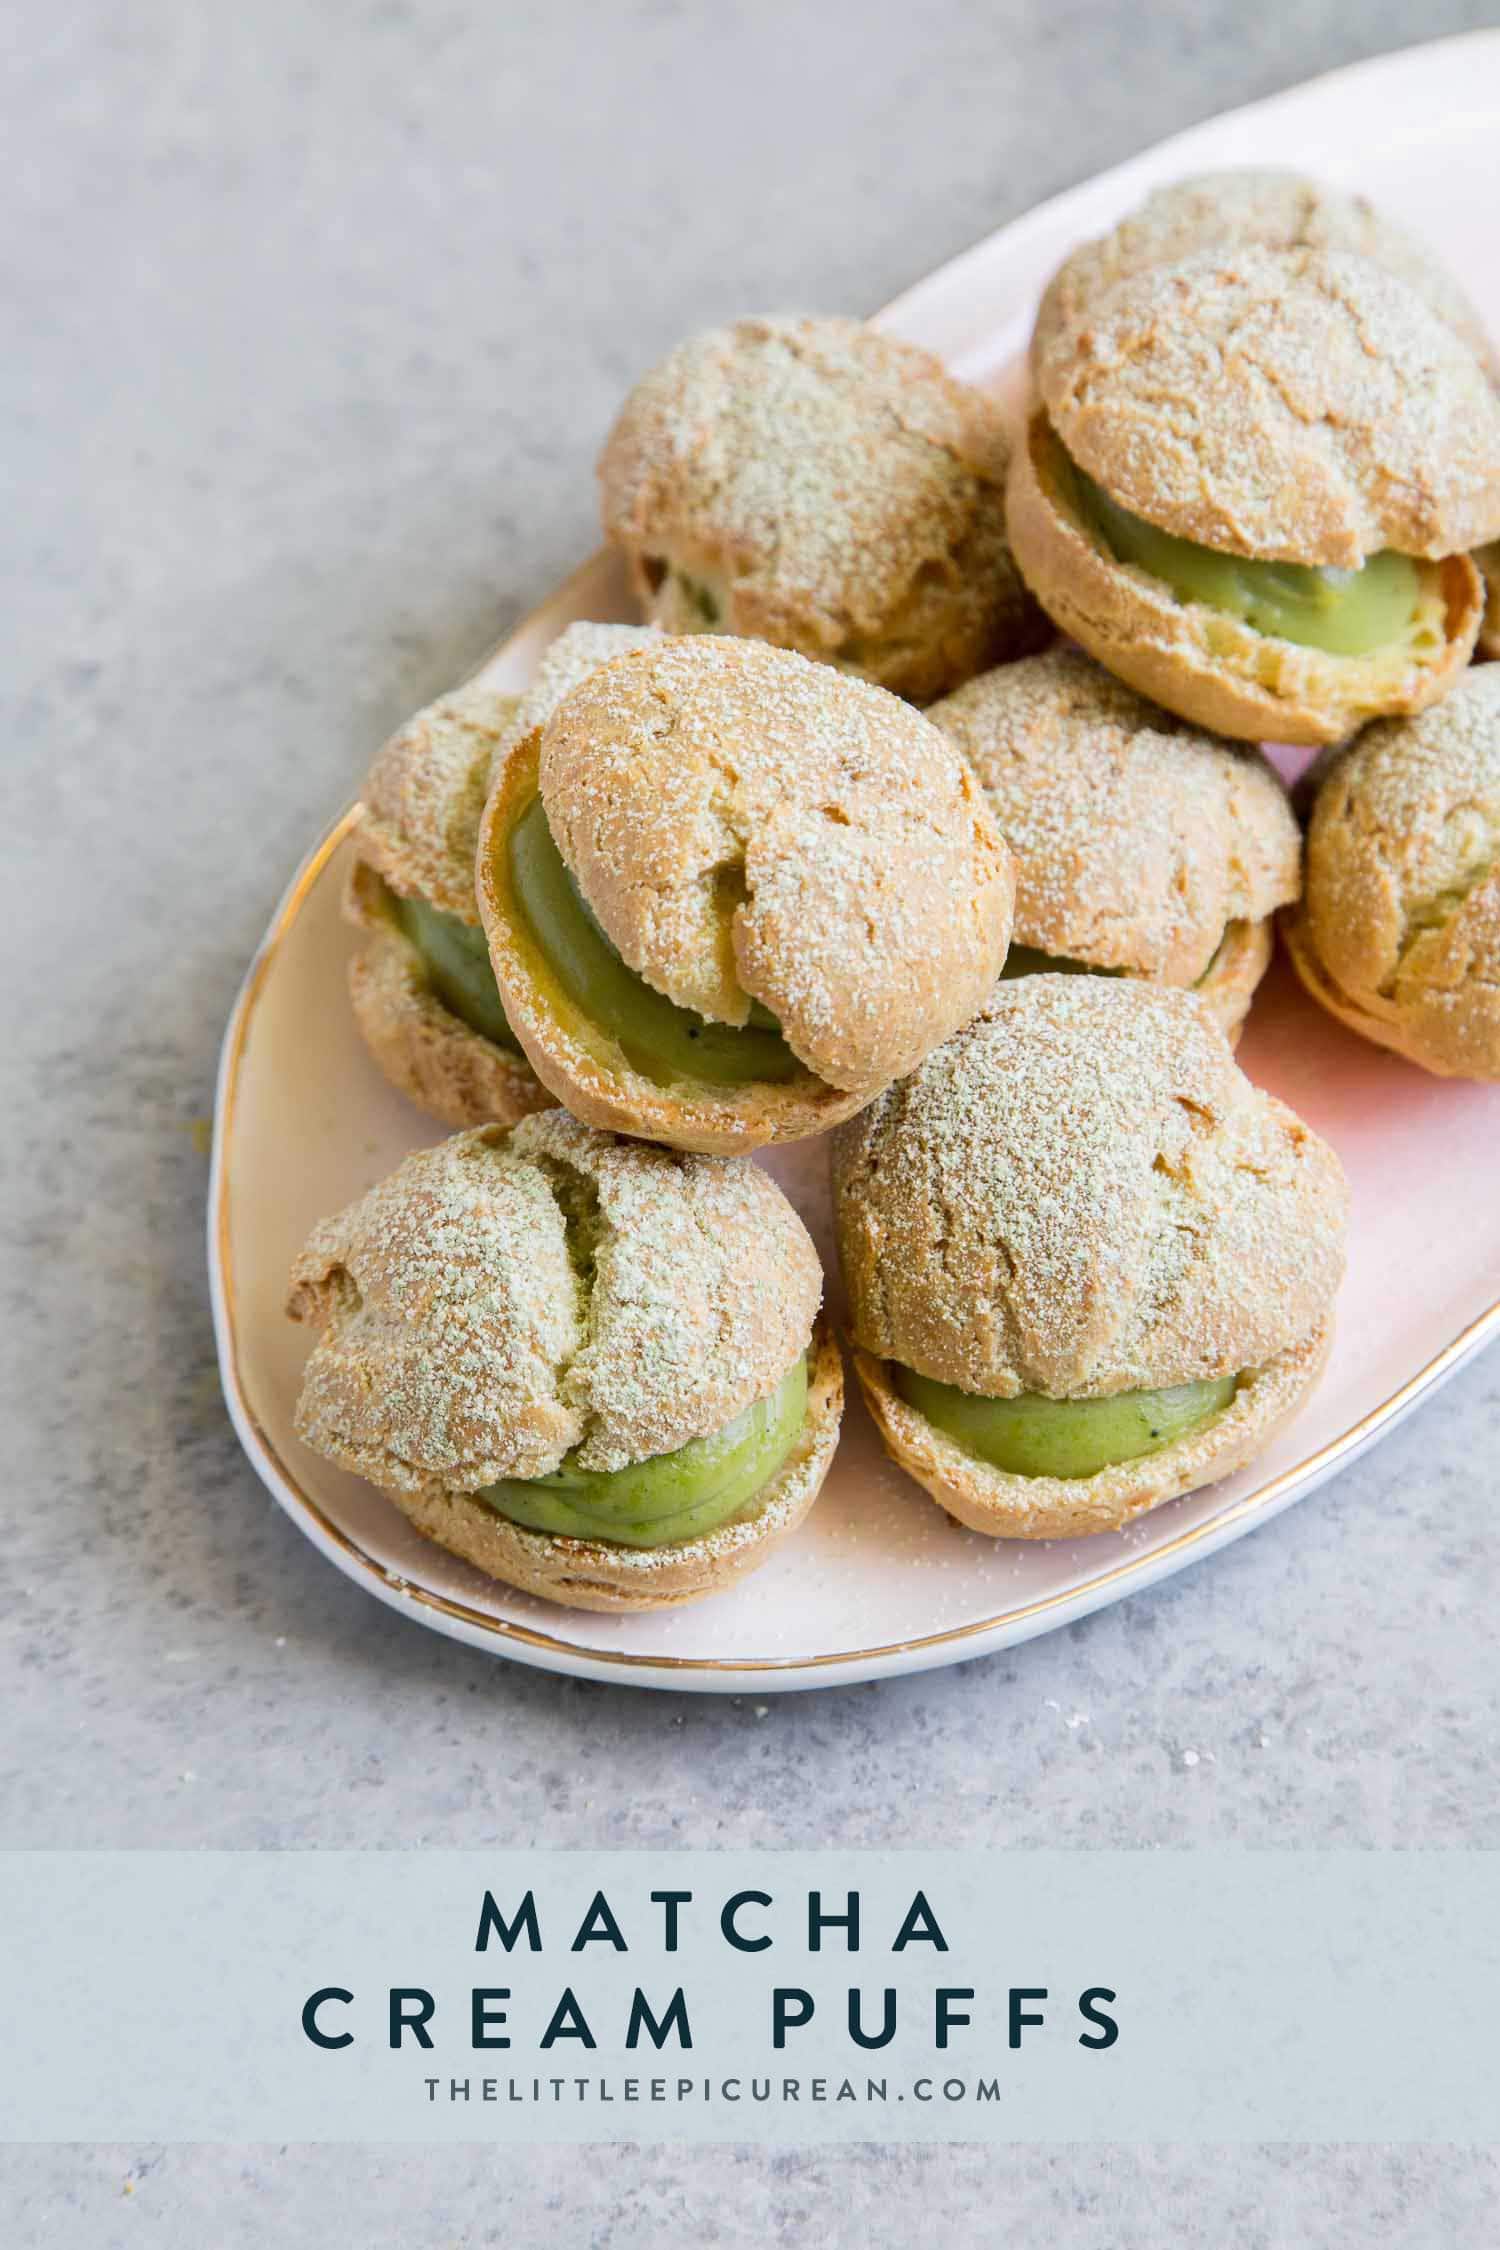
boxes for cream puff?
[346,624,658,1127]
[1009,246,1500,745]
[833,977,1347,1540]
[1032,168,1495,375]
[1284,666,1500,1079]
[599,314,1047,703]
[287,1111,843,1610]
[929,646,1301,1039]
[477,636,1017,1153]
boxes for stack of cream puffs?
[287,171,1500,1608]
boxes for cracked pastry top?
[929,646,1301,1040]
[286,1112,843,1611]
[832,977,1348,1539]
[598,314,1047,704]
[1008,244,1500,745]
[345,623,659,1128]
[476,635,1017,1153]
[1032,168,1496,375]
[1284,665,1500,1080]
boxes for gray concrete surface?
[4,0,1497,2239]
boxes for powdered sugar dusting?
[833,976,1347,1399]
[359,683,521,921]
[508,620,663,747]
[930,646,1300,981]
[599,314,1040,701]
[538,636,1015,1093]
[1033,168,1495,372]
[288,1112,822,1489]
[1293,665,1500,1074]
[1038,245,1500,567]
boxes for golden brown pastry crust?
[478,729,868,1153]
[477,640,1016,1150]
[928,647,1300,1022]
[832,977,1347,1402]
[288,1112,825,1485]
[1007,413,1482,746]
[850,1319,1331,1540]
[348,644,666,1128]
[1033,170,1496,376]
[357,683,521,920]
[1283,667,1500,1080]
[345,859,551,1129]
[347,680,544,1125]
[1034,247,1500,568]
[1193,917,1273,1044]
[598,314,1045,703]
[383,1319,843,1612]
[508,620,664,741]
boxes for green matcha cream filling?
[394,892,518,1051]
[507,794,803,1089]
[1000,944,1121,981]
[999,932,1230,989]
[896,1365,1237,1481]
[1067,458,1422,658]
[480,1355,809,1548]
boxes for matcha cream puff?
[833,977,1347,1540]
[929,646,1301,1039]
[1284,666,1500,1080]
[287,1111,843,1610]
[1009,245,1500,746]
[477,636,1017,1153]
[346,623,659,1126]
[599,314,1047,703]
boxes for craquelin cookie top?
[357,626,661,922]
[508,620,661,747]
[1295,666,1500,1040]
[832,978,1347,1401]
[1033,169,1495,370]
[929,647,1300,981]
[536,636,1016,1094]
[359,684,521,920]
[1035,246,1500,568]
[598,315,1038,701]
[288,1111,823,1491]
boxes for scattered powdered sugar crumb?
[1044,1697,1091,1730]
[929,644,1299,977]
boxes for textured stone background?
[5,2,1498,2239]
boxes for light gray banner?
[1,1852,1494,2142]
